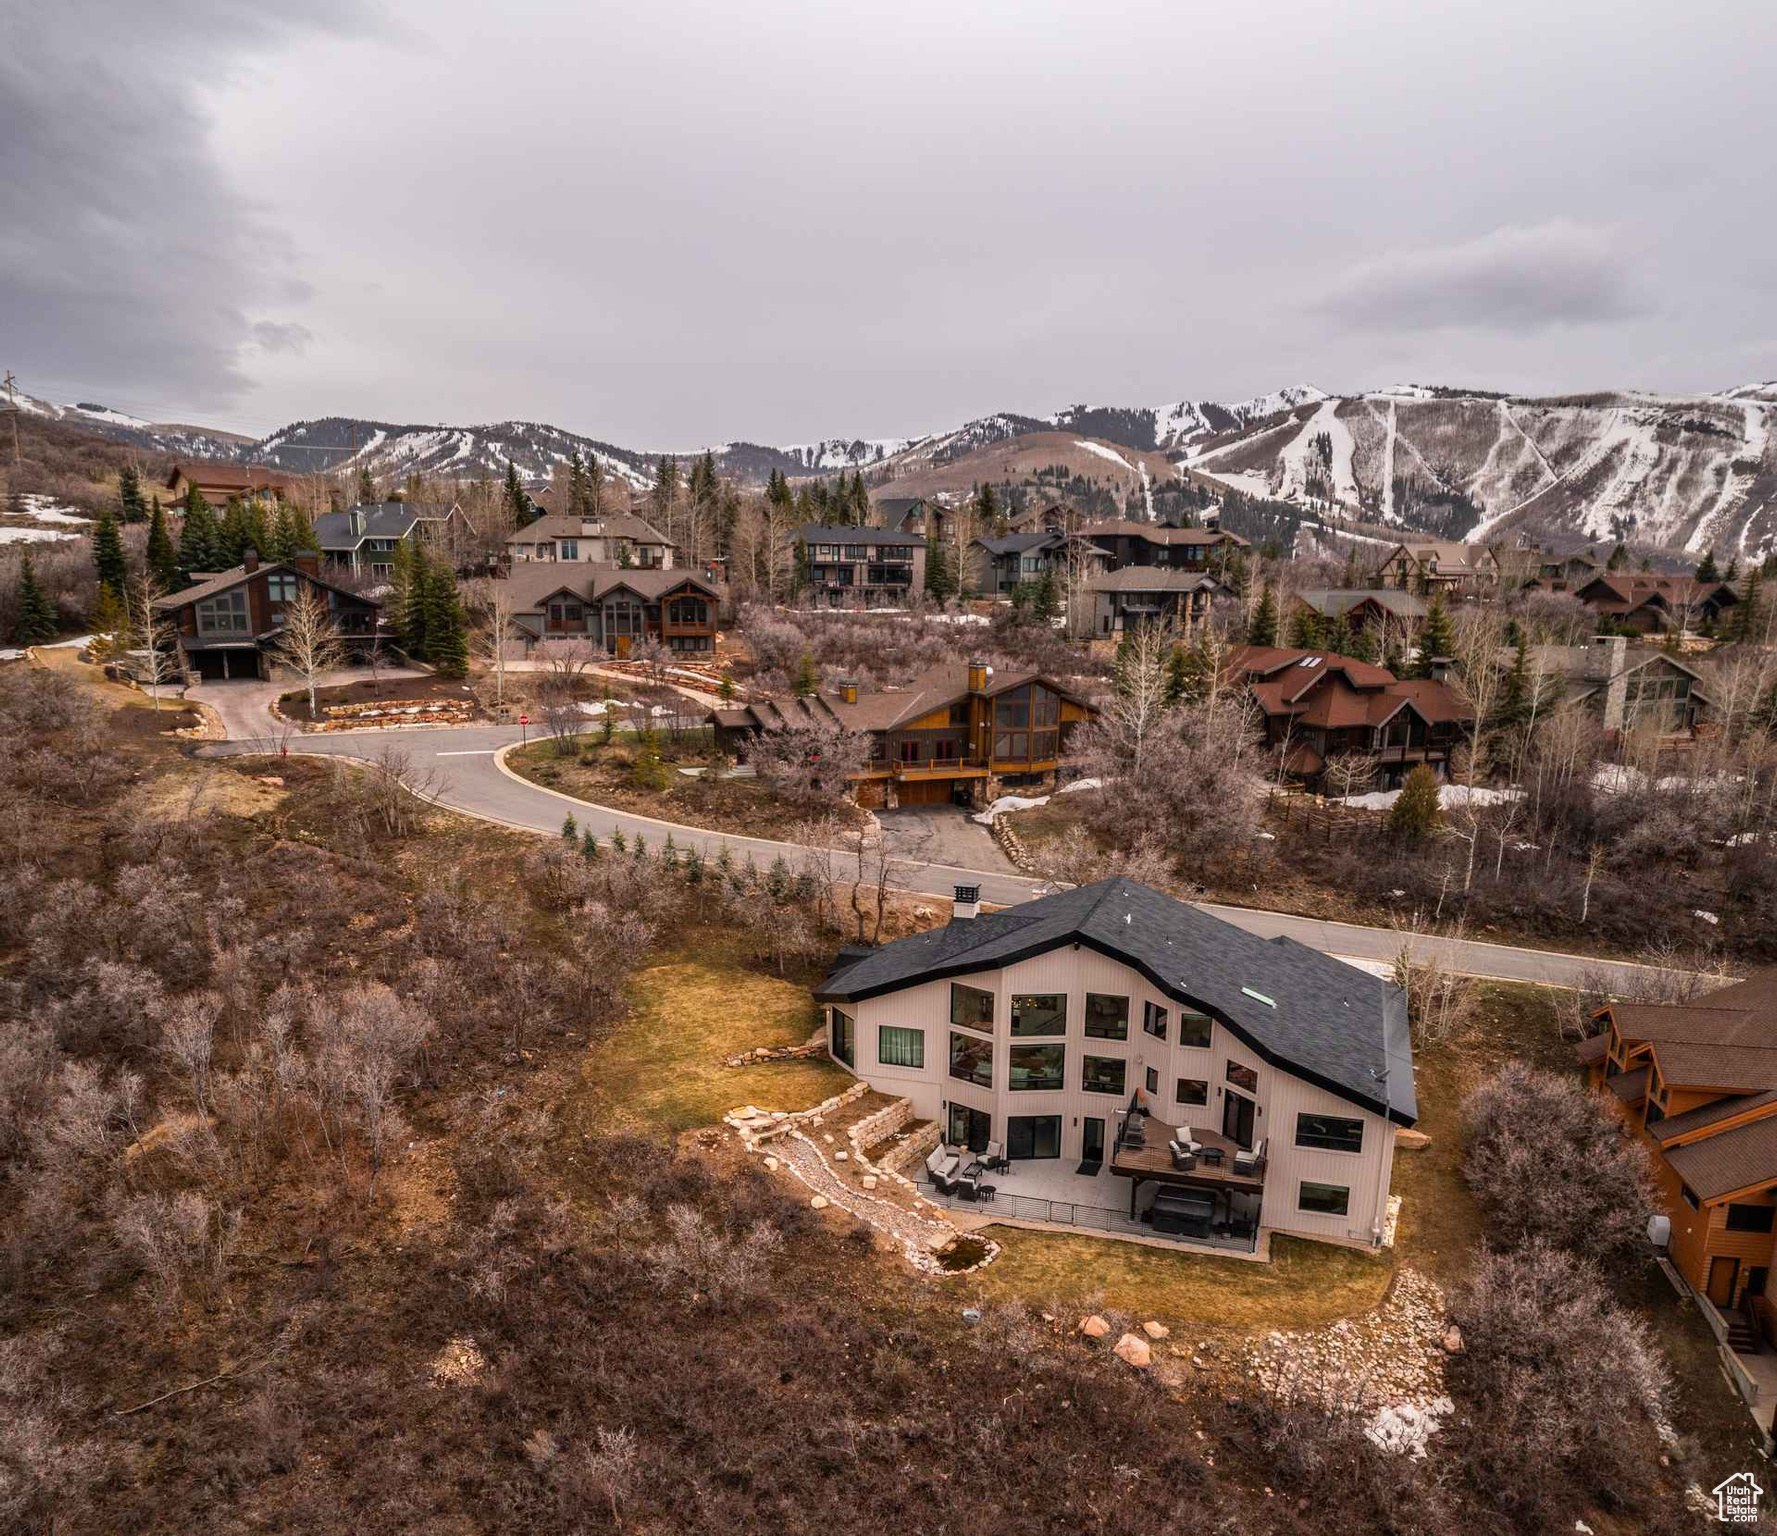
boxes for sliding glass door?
[1006,1115,1062,1160]
[947,1104,990,1154]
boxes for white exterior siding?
[837,939,1399,1247]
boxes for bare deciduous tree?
[271,586,345,719]
[129,571,176,710]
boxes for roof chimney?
[952,884,980,921]
[1428,656,1453,683]
[839,679,858,705]
[966,659,988,694]
[241,546,259,573]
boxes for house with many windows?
[497,562,721,655]
[153,550,380,681]
[1579,973,1777,1347]
[817,879,1416,1251]
[1372,540,1500,597]
[1532,635,1714,736]
[1088,568,1223,641]
[974,530,1111,596]
[708,660,1096,808]
[503,513,676,570]
[1077,519,1247,572]
[795,525,926,606]
[314,500,475,577]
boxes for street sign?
[519,714,529,725]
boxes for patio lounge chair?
[1168,1141,1196,1171]
[927,1148,962,1182]
[953,1173,980,1202]
[1233,1138,1267,1176]
[1175,1125,1203,1154]
[982,1141,1009,1173]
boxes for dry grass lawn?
[580,935,852,1134]
[958,1230,1390,1336]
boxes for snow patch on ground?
[972,794,1050,825]
[14,494,92,525]
[0,527,81,544]
[1058,777,1101,794]
[1339,784,1524,811]
[1073,439,1138,475]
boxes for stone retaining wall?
[992,816,1036,872]
[724,1027,828,1069]
[724,1081,870,1146]
[879,1120,941,1180]
[848,1096,914,1152]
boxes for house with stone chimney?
[708,660,1097,808]
[1530,635,1715,737]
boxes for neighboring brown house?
[1225,645,1474,788]
[876,497,949,542]
[1291,589,1428,638]
[1532,635,1714,736]
[1552,573,1740,635]
[164,462,301,503]
[154,552,379,681]
[1372,540,1498,597]
[497,563,721,656]
[1579,973,1777,1345]
[1077,519,1248,572]
[708,660,1098,808]
[1536,546,1607,590]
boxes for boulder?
[810,1195,830,1211]
[1395,1128,1432,1151]
[1113,1333,1152,1369]
[860,1175,878,1190]
[1079,1314,1110,1339]
[834,1151,848,1162]
[1440,1325,1464,1355]
[763,1156,779,1171]
[1142,1321,1170,1341]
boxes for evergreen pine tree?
[399,543,430,657]
[1733,569,1764,643]
[1607,541,1628,571]
[581,829,602,861]
[117,464,148,523]
[1726,555,1740,583]
[793,653,819,698]
[1163,645,1189,708]
[562,813,579,843]
[1388,765,1443,845]
[14,556,59,645]
[177,487,222,582]
[504,460,531,528]
[1495,632,1530,728]
[357,466,377,506]
[88,583,129,661]
[1246,583,1279,647]
[146,499,180,589]
[1697,549,1720,583]
[718,668,737,703]
[1286,602,1320,649]
[1345,620,1380,664]
[91,510,127,597]
[1415,593,1457,678]
[423,558,468,677]
[977,481,1000,535]
[924,531,955,600]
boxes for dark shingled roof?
[1653,1090,1777,1146]
[816,879,1416,1125]
[1607,1067,1650,1104]
[796,523,923,548]
[1574,1033,1611,1065]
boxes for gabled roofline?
[815,927,1412,1125]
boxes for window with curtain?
[878,1026,924,1069]
[1295,1113,1364,1153]
[1142,1001,1168,1041]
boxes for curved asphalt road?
[199,717,1694,991]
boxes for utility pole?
[3,371,19,466]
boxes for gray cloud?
[1311,222,1649,334]
[5,1,1775,438]
[0,2,375,412]
[249,320,316,356]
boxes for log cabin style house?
[817,879,1417,1251]
[1226,645,1474,789]
[153,551,380,681]
[708,660,1097,808]
[1580,974,1777,1348]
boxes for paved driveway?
[183,665,429,742]
[877,805,1014,875]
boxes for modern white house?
[815,879,1416,1253]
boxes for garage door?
[193,649,260,681]
[897,778,955,806]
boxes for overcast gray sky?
[5,0,1774,446]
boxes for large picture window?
[948,1104,990,1153]
[1177,1010,1213,1049]
[1084,994,1128,1040]
[1006,1115,1061,1160]
[878,1026,924,1069]
[1226,1060,1259,1093]
[949,1032,992,1088]
[196,589,249,634]
[950,983,994,1031]
[1007,1044,1064,1091]
[1298,1181,1350,1217]
[1727,1204,1777,1234]
[1295,1113,1363,1153]
[1176,1077,1208,1107]
[830,1009,855,1068]
[1010,994,1066,1036]
[1081,1055,1126,1096]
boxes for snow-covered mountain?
[19,379,1777,556]
[1183,386,1777,557]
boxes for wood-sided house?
[164,462,301,504]
[1078,519,1248,573]
[708,660,1097,809]
[154,551,380,681]
[1579,974,1777,1344]
[1372,540,1499,597]
[499,563,721,656]
[1553,573,1741,636]
[1226,645,1474,789]
[816,878,1417,1250]
[314,499,475,577]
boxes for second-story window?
[196,589,249,634]
[266,574,298,604]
